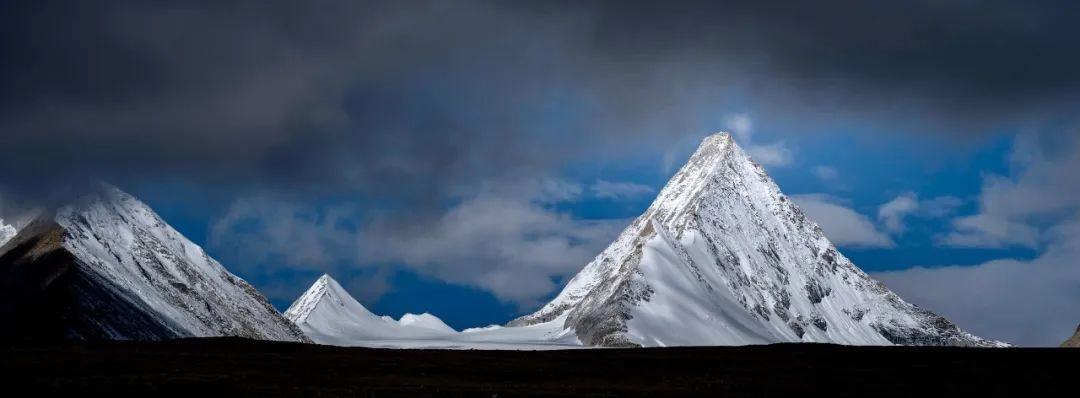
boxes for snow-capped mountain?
[286,274,458,344]
[511,133,1002,347]
[0,184,308,342]
[287,274,580,349]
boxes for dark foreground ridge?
[2,338,1076,397]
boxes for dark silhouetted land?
[2,338,1076,397]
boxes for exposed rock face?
[0,185,308,342]
[512,133,1003,347]
[1062,324,1080,348]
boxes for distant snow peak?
[399,312,456,333]
[511,132,1002,347]
[286,274,580,349]
[285,273,459,342]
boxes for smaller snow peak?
[318,274,352,298]
[399,312,457,333]
[284,275,338,324]
[285,273,378,327]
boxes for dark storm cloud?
[2,0,1079,203]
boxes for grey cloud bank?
[3,0,1080,202]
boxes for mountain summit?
[511,133,1001,347]
[0,184,308,342]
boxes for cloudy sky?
[1,0,1078,346]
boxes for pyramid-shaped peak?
[284,273,376,325]
[285,274,338,323]
[637,131,758,228]
[513,131,999,348]
[316,274,349,295]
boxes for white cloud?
[875,215,1080,346]
[362,195,626,307]
[791,194,895,248]
[590,180,655,200]
[811,165,839,183]
[210,179,628,308]
[877,133,1080,346]
[464,177,583,204]
[723,113,793,167]
[746,141,793,167]
[534,178,584,203]
[942,133,1080,248]
[210,197,361,271]
[943,213,1040,248]
[878,192,919,234]
[877,192,961,235]
[725,113,753,143]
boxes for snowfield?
[286,275,581,350]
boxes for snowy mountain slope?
[286,275,580,349]
[0,184,308,342]
[0,219,15,247]
[511,133,1003,347]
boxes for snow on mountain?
[511,132,1004,347]
[399,312,456,333]
[0,184,308,342]
[286,274,580,349]
[0,219,15,247]
[285,274,457,344]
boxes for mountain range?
[0,133,1004,348]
